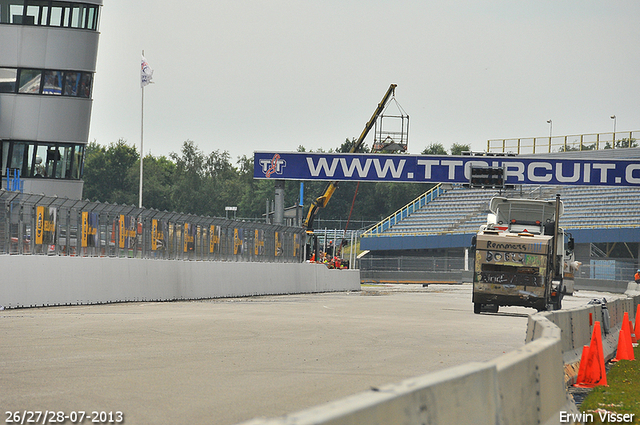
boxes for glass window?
[25,0,49,25]
[0,68,17,93]
[18,69,41,94]
[63,71,80,96]
[2,1,99,29]
[79,3,86,28]
[25,143,35,177]
[9,142,26,174]
[86,4,97,30]
[2,142,85,179]
[60,3,70,27]
[69,3,79,27]
[0,1,25,24]
[79,72,91,98]
[33,144,48,177]
[71,144,83,179]
[42,70,63,95]
[55,145,72,178]
[45,145,59,177]
[49,2,62,26]
[1,141,7,176]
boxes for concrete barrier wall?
[574,278,630,293]
[529,295,640,365]
[240,295,640,425]
[0,256,360,308]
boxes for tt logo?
[260,154,286,178]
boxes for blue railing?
[362,183,445,237]
[6,169,24,193]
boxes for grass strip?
[579,344,640,424]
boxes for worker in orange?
[635,269,640,283]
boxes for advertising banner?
[119,215,136,249]
[274,231,282,257]
[35,206,56,245]
[254,229,264,256]
[233,228,243,255]
[293,233,300,257]
[254,152,640,186]
[81,211,99,247]
[151,219,166,251]
[183,223,195,252]
[209,225,220,253]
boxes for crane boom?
[302,84,397,230]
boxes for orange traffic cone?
[574,345,590,387]
[635,304,640,341]
[630,319,638,345]
[612,313,635,362]
[574,321,608,388]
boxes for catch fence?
[0,190,306,262]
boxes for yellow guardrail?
[361,183,445,237]
[487,130,639,154]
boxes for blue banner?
[254,152,640,186]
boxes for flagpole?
[139,50,144,209]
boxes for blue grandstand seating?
[371,184,640,236]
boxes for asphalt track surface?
[1,284,606,425]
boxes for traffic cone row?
[574,321,607,388]
[574,307,639,387]
[630,318,638,346]
[635,304,640,345]
[612,312,636,362]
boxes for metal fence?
[359,256,469,272]
[0,190,306,262]
[487,130,639,155]
[577,259,639,282]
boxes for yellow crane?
[302,84,397,231]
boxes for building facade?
[0,0,102,199]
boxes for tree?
[139,155,176,211]
[450,143,471,156]
[202,149,241,216]
[422,143,448,155]
[615,138,638,149]
[83,139,139,204]
[337,137,370,153]
[170,140,207,214]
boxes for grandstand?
[363,184,640,237]
[360,148,640,279]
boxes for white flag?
[141,55,154,88]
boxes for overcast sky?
[88,1,640,163]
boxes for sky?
[88,1,640,163]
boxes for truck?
[472,194,576,313]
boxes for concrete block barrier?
[0,256,360,308]
[574,278,630,293]
[241,362,502,425]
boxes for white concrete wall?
[0,256,360,308]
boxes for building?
[0,0,102,199]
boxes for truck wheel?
[491,304,499,313]
[474,303,482,314]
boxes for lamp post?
[547,119,552,152]
[611,115,616,148]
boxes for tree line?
[82,139,470,229]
